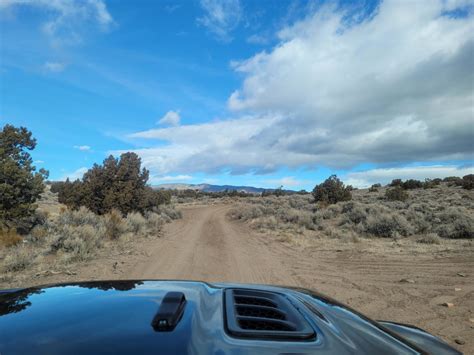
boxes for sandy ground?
[2,204,473,352]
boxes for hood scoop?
[151,292,186,332]
[224,289,315,341]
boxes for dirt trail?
[127,205,297,285]
[4,204,471,351]
[125,204,473,352]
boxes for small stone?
[457,272,467,277]
[441,302,454,308]
[469,318,474,323]
[455,288,462,292]
[454,339,465,345]
[399,278,415,284]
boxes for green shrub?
[385,186,409,201]
[462,174,474,190]
[390,179,402,187]
[312,175,352,205]
[402,179,423,190]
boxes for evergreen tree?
[0,124,48,230]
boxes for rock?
[457,272,467,277]
[454,287,462,292]
[441,302,454,308]
[469,318,474,323]
[454,339,465,345]
[399,278,415,284]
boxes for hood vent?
[224,289,315,340]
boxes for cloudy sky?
[1,0,473,189]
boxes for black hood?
[0,280,461,355]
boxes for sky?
[0,0,473,190]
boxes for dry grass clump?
[2,247,35,272]
[0,229,23,247]
[228,182,474,242]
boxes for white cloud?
[43,61,66,72]
[228,0,474,167]
[150,175,193,184]
[247,34,269,45]
[344,165,474,188]
[74,145,91,151]
[1,0,113,45]
[197,0,241,41]
[264,176,308,188]
[158,110,181,126]
[61,167,88,181]
[125,1,473,178]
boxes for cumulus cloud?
[74,145,91,151]
[126,0,473,178]
[158,110,181,126]
[1,0,114,45]
[43,61,66,72]
[344,165,474,188]
[197,0,242,41]
[228,0,474,167]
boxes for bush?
[126,212,147,235]
[368,184,380,192]
[0,228,22,247]
[312,175,352,205]
[104,209,126,239]
[385,186,409,201]
[2,247,35,272]
[364,212,412,238]
[422,178,440,189]
[390,179,402,187]
[417,233,441,244]
[462,174,474,190]
[443,176,463,186]
[401,179,423,190]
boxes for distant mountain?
[154,183,289,194]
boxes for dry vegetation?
[0,190,181,283]
[227,183,474,245]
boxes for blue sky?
[1,0,473,190]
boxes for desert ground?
[1,198,473,352]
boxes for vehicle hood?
[0,280,461,355]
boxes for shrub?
[126,212,147,235]
[390,179,402,187]
[402,179,423,190]
[104,209,126,239]
[443,176,463,186]
[462,174,474,190]
[385,186,409,201]
[312,175,352,205]
[145,212,165,233]
[417,233,441,244]
[364,212,412,238]
[2,247,35,272]
[422,178,440,189]
[368,184,380,192]
[0,228,22,247]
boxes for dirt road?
[3,204,471,351]
[125,204,473,352]
[128,205,297,285]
